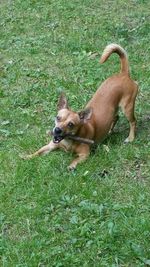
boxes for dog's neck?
[76,121,95,140]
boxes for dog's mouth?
[52,129,75,144]
[53,132,74,144]
[53,135,64,144]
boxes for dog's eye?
[56,116,61,121]
[68,122,74,128]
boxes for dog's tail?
[100,44,129,74]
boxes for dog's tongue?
[53,135,64,143]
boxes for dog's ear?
[57,93,68,110]
[78,107,93,122]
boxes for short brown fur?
[26,44,138,170]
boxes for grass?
[0,0,150,266]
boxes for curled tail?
[100,44,129,74]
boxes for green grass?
[1,0,150,266]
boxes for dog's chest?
[60,139,73,152]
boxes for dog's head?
[53,93,92,143]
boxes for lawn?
[0,0,150,266]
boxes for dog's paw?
[67,164,76,171]
[124,137,134,144]
[124,138,130,144]
[108,129,113,135]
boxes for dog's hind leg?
[121,84,138,143]
[122,100,137,143]
[109,114,119,134]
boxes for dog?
[26,44,138,170]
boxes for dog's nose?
[54,127,62,135]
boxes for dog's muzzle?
[53,127,64,143]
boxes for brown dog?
[26,44,138,170]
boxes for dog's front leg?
[68,144,90,171]
[25,141,59,159]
